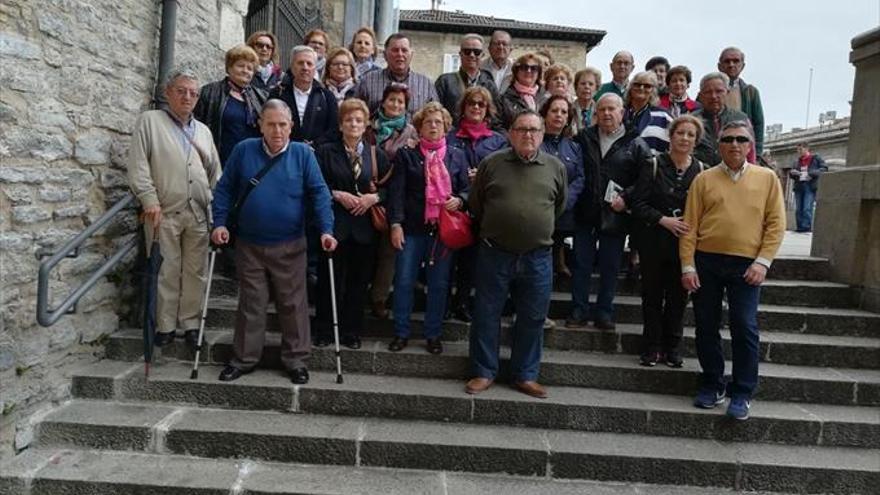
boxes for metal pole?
[804,67,813,129]
[153,0,179,108]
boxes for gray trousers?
[231,237,310,371]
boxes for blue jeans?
[470,242,552,382]
[692,251,762,399]
[793,183,816,232]
[392,232,453,340]
[570,224,626,322]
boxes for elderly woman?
[313,99,391,349]
[544,64,574,99]
[246,31,282,93]
[624,71,673,153]
[444,86,508,321]
[498,53,547,128]
[659,65,702,118]
[387,102,469,354]
[630,115,706,367]
[322,47,358,104]
[303,29,329,80]
[367,83,418,319]
[540,95,585,277]
[349,26,381,78]
[194,44,267,165]
[571,67,601,134]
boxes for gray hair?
[490,30,511,43]
[510,109,544,131]
[261,98,293,120]
[719,46,745,62]
[461,33,484,46]
[719,120,753,141]
[700,71,730,90]
[612,50,634,64]
[596,92,624,108]
[290,45,317,64]
[163,68,199,88]
[624,71,659,107]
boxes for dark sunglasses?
[517,64,541,73]
[719,135,751,144]
[466,100,487,108]
[631,82,654,90]
[461,48,483,57]
[254,42,274,50]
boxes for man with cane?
[211,99,337,384]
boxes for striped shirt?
[354,68,438,118]
[625,104,672,153]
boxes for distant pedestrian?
[789,142,828,232]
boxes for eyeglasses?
[461,48,482,57]
[719,135,751,144]
[512,127,542,135]
[329,62,350,68]
[466,100,487,108]
[631,82,654,90]
[254,42,273,50]
[517,65,541,73]
[171,87,199,98]
[721,58,742,64]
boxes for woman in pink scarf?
[386,102,470,355]
[498,53,547,128]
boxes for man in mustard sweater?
[679,121,785,420]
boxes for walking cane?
[190,246,218,380]
[328,254,344,384]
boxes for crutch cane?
[328,254,344,384]
[190,246,218,379]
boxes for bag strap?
[163,109,214,180]
[652,154,659,179]
[227,153,283,227]
[371,145,395,186]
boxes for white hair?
[289,45,317,64]
[596,93,624,108]
[699,71,730,90]
[261,98,293,120]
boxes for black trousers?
[450,243,477,308]
[636,226,688,354]
[314,238,376,339]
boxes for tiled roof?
[399,9,606,44]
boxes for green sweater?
[470,149,567,254]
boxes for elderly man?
[435,33,499,123]
[681,121,785,420]
[569,93,652,330]
[355,33,437,118]
[480,30,514,92]
[211,99,337,384]
[272,45,338,145]
[692,72,753,165]
[128,69,221,348]
[466,110,567,399]
[595,51,634,99]
[718,47,765,154]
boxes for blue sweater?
[212,138,334,245]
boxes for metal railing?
[36,193,138,327]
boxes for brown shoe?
[371,300,389,319]
[465,377,493,395]
[513,380,548,399]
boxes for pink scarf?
[514,81,539,110]
[456,119,494,141]
[420,137,450,224]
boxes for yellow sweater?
[679,164,785,268]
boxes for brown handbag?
[368,145,393,232]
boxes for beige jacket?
[127,110,220,222]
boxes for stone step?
[71,360,880,449]
[103,332,880,406]
[204,293,880,338]
[30,400,878,493]
[0,448,795,495]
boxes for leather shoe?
[465,377,493,394]
[371,301,389,319]
[154,331,175,347]
[218,365,251,382]
[183,329,199,348]
[313,335,331,348]
[513,380,548,399]
[453,305,472,323]
[388,336,408,352]
[289,367,309,384]
[594,318,616,330]
[425,338,443,355]
[342,335,362,350]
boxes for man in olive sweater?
[680,121,785,420]
[466,110,567,399]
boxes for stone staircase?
[2,255,879,494]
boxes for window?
[443,53,461,73]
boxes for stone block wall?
[0,0,248,459]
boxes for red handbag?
[438,208,474,249]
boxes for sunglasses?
[719,135,751,144]
[254,42,274,50]
[466,100,487,108]
[518,64,541,73]
[461,48,483,57]
[631,82,654,90]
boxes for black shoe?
[453,305,472,323]
[565,314,589,328]
[155,331,175,347]
[342,335,362,350]
[313,335,331,348]
[289,367,309,384]
[639,351,662,367]
[426,338,443,355]
[665,351,684,368]
[388,336,408,352]
[218,365,251,382]
[183,329,199,348]
[594,319,616,330]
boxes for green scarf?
[375,110,406,144]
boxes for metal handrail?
[36,192,138,327]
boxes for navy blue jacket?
[271,74,338,145]
[445,129,509,169]
[541,134,586,232]
[789,154,828,192]
[387,145,470,235]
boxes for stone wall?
[0,0,248,459]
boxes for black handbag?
[600,206,629,236]
[225,154,283,246]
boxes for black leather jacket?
[193,78,268,158]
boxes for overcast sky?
[399,0,879,132]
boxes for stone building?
[399,9,606,80]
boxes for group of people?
[128,26,787,421]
